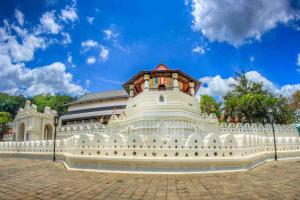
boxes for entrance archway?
[18,123,25,141]
[158,84,166,91]
[44,124,53,140]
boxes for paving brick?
[0,158,300,199]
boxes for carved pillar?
[172,73,179,91]
[144,74,150,91]
[189,82,195,96]
[129,84,134,98]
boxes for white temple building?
[1,64,300,173]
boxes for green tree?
[31,94,74,115]
[200,95,221,117]
[291,90,300,122]
[0,112,12,141]
[271,96,295,124]
[230,71,267,97]
[223,72,295,124]
[0,93,26,117]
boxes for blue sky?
[0,0,300,98]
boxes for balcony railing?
[149,87,174,91]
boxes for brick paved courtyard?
[0,158,300,200]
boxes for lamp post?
[53,115,59,162]
[268,108,278,161]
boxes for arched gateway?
[17,123,25,142]
[13,100,57,141]
[44,124,53,140]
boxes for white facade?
[0,89,300,173]
[13,100,57,142]
[60,90,128,125]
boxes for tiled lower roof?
[67,90,128,105]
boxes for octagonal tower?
[120,64,206,137]
[123,64,201,120]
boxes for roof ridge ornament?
[154,64,170,71]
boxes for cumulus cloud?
[0,57,85,96]
[198,70,300,99]
[0,26,46,62]
[0,12,85,96]
[15,9,24,26]
[198,75,236,98]
[86,56,96,64]
[192,46,205,54]
[39,11,61,34]
[60,5,78,22]
[190,0,300,46]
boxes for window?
[159,95,164,102]
[158,84,166,91]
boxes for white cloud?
[86,56,96,64]
[81,40,98,52]
[67,55,72,63]
[0,58,85,96]
[192,46,205,54]
[61,32,72,45]
[190,0,300,46]
[60,5,78,22]
[0,26,46,63]
[280,84,300,97]
[198,70,300,98]
[67,54,75,68]
[99,46,109,61]
[87,17,95,25]
[39,11,61,34]
[103,29,118,40]
[15,9,24,26]
[0,14,85,97]
[198,75,236,98]
[81,40,109,61]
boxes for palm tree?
[230,71,267,97]
[230,71,251,97]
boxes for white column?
[144,74,150,91]
[172,73,179,91]
[189,82,195,96]
[129,84,134,98]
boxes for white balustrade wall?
[1,113,299,160]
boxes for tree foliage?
[30,94,74,115]
[0,112,12,141]
[0,93,26,117]
[223,72,296,124]
[291,90,300,122]
[200,95,221,117]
